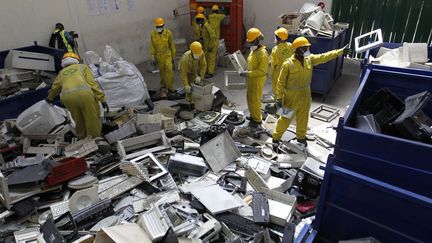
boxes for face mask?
[156,27,163,33]
[303,50,311,57]
[274,38,278,44]
[250,45,258,52]
[193,54,200,59]
[61,57,79,68]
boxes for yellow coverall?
[48,64,105,139]
[273,49,344,141]
[246,45,269,124]
[270,42,294,96]
[208,13,225,40]
[179,50,207,102]
[150,29,176,91]
[197,22,218,75]
[208,13,225,73]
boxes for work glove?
[101,102,109,113]
[45,98,53,105]
[240,71,248,78]
[194,76,202,85]
[343,46,352,56]
[277,100,283,109]
[185,85,192,94]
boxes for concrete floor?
[137,57,361,129]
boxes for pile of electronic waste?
[0,50,57,99]
[279,2,349,37]
[0,81,339,243]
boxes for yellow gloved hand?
[185,85,192,93]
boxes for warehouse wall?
[0,0,190,64]
[244,0,333,48]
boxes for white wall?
[0,0,191,64]
[244,0,333,47]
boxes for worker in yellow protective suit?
[208,5,225,75]
[272,37,351,149]
[193,6,205,40]
[49,23,78,54]
[47,53,108,139]
[150,17,176,99]
[195,13,218,79]
[179,41,207,103]
[240,28,268,127]
[270,27,293,96]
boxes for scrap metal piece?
[301,157,326,179]
[104,119,137,144]
[190,184,243,214]
[14,228,40,243]
[354,29,383,53]
[130,153,168,182]
[188,213,222,241]
[117,130,170,160]
[264,189,297,226]
[97,175,128,193]
[64,138,98,158]
[50,200,70,219]
[310,104,340,122]
[7,162,51,185]
[167,153,208,177]
[99,176,143,200]
[215,213,262,236]
[137,203,171,241]
[119,161,150,181]
[22,135,63,155]
[247,157,272,176]
[200,130,241,173]
[228,50,248,74]
[72,198,111,225]
[252,192,270,224]
[245,167,270,192]
[89,215,120,232]
[135,113,162,134]
[3,154,45,170]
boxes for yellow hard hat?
[195,13,206,20]
[63,52,80,61]
[274,27,289,41]
[190,41,203,55]
[212,5,219,11]
[154,17,165,27]
[246,28,263,43]
[197,6,204,13]
[292,36,311,49]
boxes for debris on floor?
[0,82,341,242]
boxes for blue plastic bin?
[287,29,347,97]
[314,156,432,243]
[0,44,64,121]
[332,65,432,198]
[360,42,432,79]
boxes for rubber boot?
[272,139,280,152]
